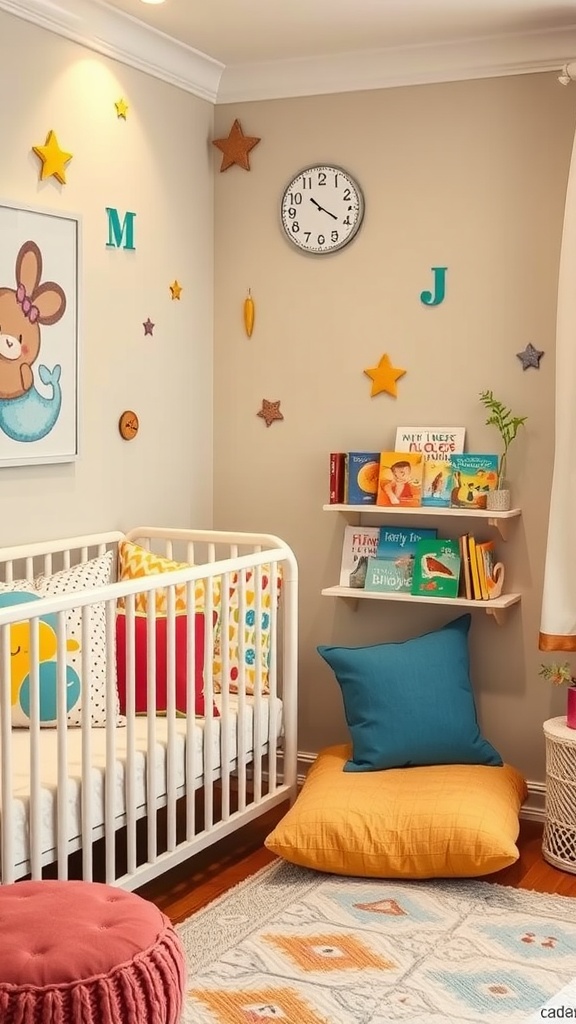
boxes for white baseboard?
[296,750,545,823]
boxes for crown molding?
[2,0,576,104]
[0,0,224,103]
[217,25,576,103]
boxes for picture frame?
[0,198,80,467]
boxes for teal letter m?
[106,208,136,250]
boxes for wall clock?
[280,164,365,255]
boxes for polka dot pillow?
[212,565,282,695]
[0,551,115,728]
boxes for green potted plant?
[478,390,527,510]
[539,661,576,729]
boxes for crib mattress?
[2,695,283,875]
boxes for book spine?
[467,536,482,600]
[475,545,489,600]
[329,452,346,504]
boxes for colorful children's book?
[458,533,473,600]
[467,535,482,599]
[376,451,423,508]
[449,453,499,510]
[476,539,506,600]
[411,538,461,598]
[329,452,346,504]
[395,427,466,508]
[339,525,381,588]
[346,452,380,505]
[364,526,438,594]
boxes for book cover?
[411,538,461,598]
[475,543,489,600]
[449,453,499,510]
[467,535,482,600]
[395,427,466,508]
[477,540,506,600]
[339,525,381,588]
[365,525,438,593]
[376,451,423,508]
[346,452,380,505]
[329,452,346,504]
[458,533,473,600]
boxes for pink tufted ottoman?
[0,880,186,1024]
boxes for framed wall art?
[0,199,80,467]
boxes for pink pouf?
[0,880,186,1024]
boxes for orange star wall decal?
[32,130,73,184]
[364,353,406,398]
[212,119,261,171]
[257,399,284,427]
[169,280,182,300]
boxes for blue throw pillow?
[317,614,502,772]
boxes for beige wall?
[0,11,215,544]
[2,9,575,787]
[213,75,576,783]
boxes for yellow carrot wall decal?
[243,289,255,337]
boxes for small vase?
[486,489,511,512]
[567,686,576,729]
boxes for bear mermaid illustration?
[0,239,66,442]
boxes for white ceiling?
[4,0,576,102]
[105,0,576,66]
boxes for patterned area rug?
[177,860,576,1024]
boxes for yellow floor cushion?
[266,744,527,879]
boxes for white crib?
[0,526,298,891]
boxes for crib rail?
[0,527,298,890]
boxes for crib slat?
[185,581,198,841]
[166,587,177,853]
[236,570,247,814]
[124,597,137,878]
[28,619,42,879]
[56,611,70,880]
[219,571,231,823]
[146,601,158,867]
[0,626,15,884]
[104,601,117,884]
[81,608,94,882]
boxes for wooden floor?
[137,808,576,926]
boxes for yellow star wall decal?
[364,353,406,398]
[115,97,129,119]
[32,130,73,184]
[170,280,182,300]
[212,119,261,171]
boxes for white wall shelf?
[322,503,522,540]
[322,502,523,624]
[321,585,521,626]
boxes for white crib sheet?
[2,695,283,875]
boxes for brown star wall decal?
[257,399,284,427]
[212,119,261,171]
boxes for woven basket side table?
[543,716,576,874]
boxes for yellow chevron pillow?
[118,539,221,616]
[266,744,527,879]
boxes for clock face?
[280,165,364,255]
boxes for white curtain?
[540,127,576,652]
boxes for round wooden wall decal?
[119,410,139,440]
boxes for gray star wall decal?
[516,342,544,370]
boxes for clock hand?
[309,197,338,220]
